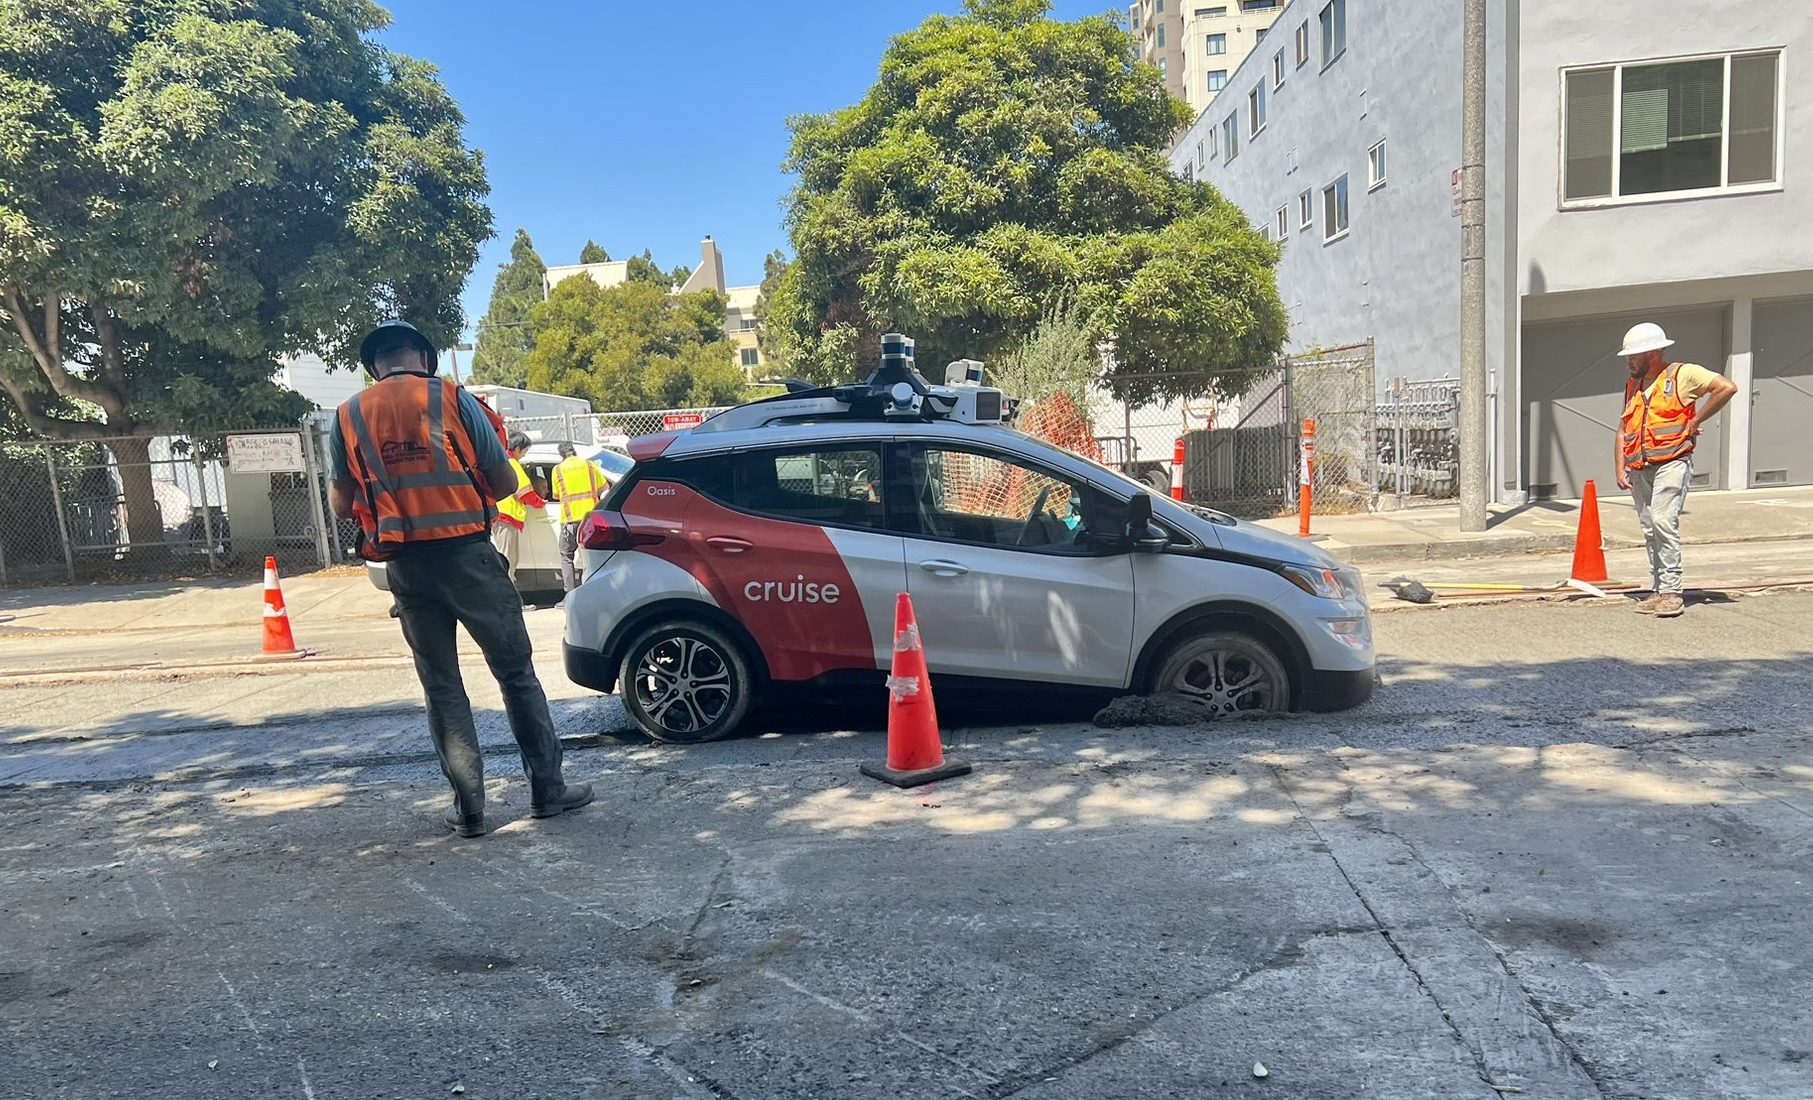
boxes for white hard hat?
[1618,322,1674,357]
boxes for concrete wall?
[1172,0,1507,396]
[1515,4,1813,300]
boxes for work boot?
[1632,593,1664,615]
[1653,593,1685,618]
[531,782,595,819]
[442,802,488,839]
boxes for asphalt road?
[2,590,1811,1099]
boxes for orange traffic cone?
[860,593,972,788]
[1570,479,1610,584]
[259,555,302,660]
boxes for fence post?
[194,453,219,571]
[1281,354,1298,507]
[300,426,333,570]
[0,505,9,586]
[1298,418,1317,538]
[42,447,76,582]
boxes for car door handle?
[706,536,753,554]
[918,559,970,576]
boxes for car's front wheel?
[1149,630,1289,716]
[617,619,754,744]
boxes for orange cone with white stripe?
[259,555,302,659]
[860,593,971,788]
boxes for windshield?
[591,449,634,478]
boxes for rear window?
[592,449,633,479]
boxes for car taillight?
[577,510,662,550]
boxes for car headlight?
[1281,562,1360,600]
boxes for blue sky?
[376,0,1117,337]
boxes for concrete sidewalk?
[1257,483,1813,564]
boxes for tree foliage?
[0,0,491,543]
[763,0,1283,403]
[522,278,744,412]
[578,239,611,264]
[469,228,545,387]
[753,249,789,363]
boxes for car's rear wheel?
[618,620,754,744]
[1150,630,1289,716]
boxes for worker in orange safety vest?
[1613,321,1739,618]
[329,320,592,837]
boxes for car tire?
[1143,467,1172,495]
[617,619,754,744]
[1148,629,1289,716]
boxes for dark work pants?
[559,522,582,593]
[389,538,564,816]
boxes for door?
[899,444,1135,687]
[674,443,908,682]
[1751,297,1813,486]
[1523,307,1725,497]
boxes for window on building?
[1295,20,1310,67]
[1196,139,1205,168]
[1207,69,1227,93]
[1158,57,1168,77]
[1195,6,1227,16]
[737,316,759,331]
[1222,112,1240,163]
[1242,0,1278,9]
[1319,0,1346,69]
[1299,188,1314,228]
[1563,51,1780,203]
[1368,139,1387,189]
[740,347,760,368]
[1156,22,1166,47]
[1276,205,1290,239]
[1156,0,1164,11]
[1248,83,1267,137]
[1207,33,1226,55]
[1209,126,1218,159]
[1322,174,1350,240]
[1273,49,1286,89]
[1132,11,1140,31]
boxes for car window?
[911,446,1127,554]
[591,449,633,479]
[729,445,886,530]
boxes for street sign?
[227,433,305,473]
[662,412,705,430]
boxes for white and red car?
[562,341,1374,742]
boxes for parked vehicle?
[560,337,1375,742]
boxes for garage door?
[1523,308,1725,499]
[1751,297,1813,487]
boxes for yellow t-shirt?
[1666,362,1722,404]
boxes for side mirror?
[1126,493,1170,553]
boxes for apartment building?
[1130,0,1285,117]
[544,237,768,379]
[1171,0,1811,500]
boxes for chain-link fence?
[1376,376,1461,501]
[1085,341,1378,518]
[504,406,733,449]
[0,425,337,587]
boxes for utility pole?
[1458,0,1489,531]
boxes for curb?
[1321,530,1813,567]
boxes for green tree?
[624,250,672,289]
[578,240,610,264]
[0,0,491,549]
[522,278,744,411]
[753,249,789,363]
[469,228,545,387]
[764,0,1283,403]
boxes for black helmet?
[358,320,437,376]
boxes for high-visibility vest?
[551,456,608,523]
[1620,363,1696,471]
[337,375,493,559]
[495,457,532,528]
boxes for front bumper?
[564,642,616,694]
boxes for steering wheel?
[1016,486,1053,546]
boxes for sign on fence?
[226,433,306,473]
[661,412,706,430]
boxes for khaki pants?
[490,520,521,583]
[1629,456,1691,594]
